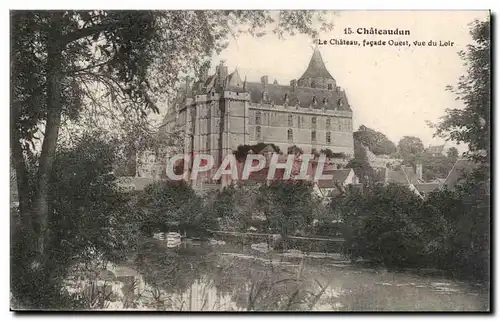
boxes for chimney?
[217,61,228,84]
[261,75,268,86]
[290,79,297,92]
[416,162,423,181]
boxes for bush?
[334,172,490,281]
[337,184,426,269]
[135,181,215,236]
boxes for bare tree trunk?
[33,13,64,258]
[10,115,32,230]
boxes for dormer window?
[283,93,289,104]
[323,98,328,105]
[262,92,269,102]
[328,84,333,90]
[312,96,318,105]
[311,81,316,88]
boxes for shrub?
[135,181,213,235]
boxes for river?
[64,239,489,311]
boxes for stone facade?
[161,48,354,182]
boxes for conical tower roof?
[299,47,334,80]
[226,68,242,88]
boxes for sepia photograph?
[10,9,491,312]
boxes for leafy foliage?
[346,138,376,186]
[135,181,212,235]
[353,125,397,156]
[11,136,133,309]
[336,177,489,280]
[397,136,425,156]
[257,181,318,237]
[430,19,490,164]
[204,185,259,232]
[337,184,426,268]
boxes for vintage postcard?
[10,10,491,312]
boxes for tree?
[135,181,210,235]
[447,147,459,161]
[11,134,133,308]
[11,10,336,280]
[430,19,490,165]
[397,136,425,156]
[258,182,318,240]
[338,184,426,269]
[346,138,376,186]
[353,125,397,155]
[287,145,304,155]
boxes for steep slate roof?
[315,169,352,188]
[427,145,445,154]
[414,183,441,194]
[332,169,352,183]
[259,144,279,154]
[387,170,410,185]
[443,158,476,189]
[245,81,350,111]
[226,69,243,89]
[298,48,334,80]
[172,48,352,112]
[402,166,419,184]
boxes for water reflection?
[67,240,489,311]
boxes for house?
[426,145,447,157]
[313,168,360,201]
[378,164,440,199]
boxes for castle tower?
[297,47,337,90]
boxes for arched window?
[255,111,261,125]
[256,126,261,140]
[287,129,293,141]
[288,114,293,127]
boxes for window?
[287,129,293,141]
[288,114,293,127]
[311,81,316,88]
[311,130,316,142]
[328,84,333,90]
[326,118,331,130]
[255,111,261,125]
[298,116,301,128]
[326,132,331,143]
[256,126,261,140]
[312,117,317,129]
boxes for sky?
[207,11,489,152]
